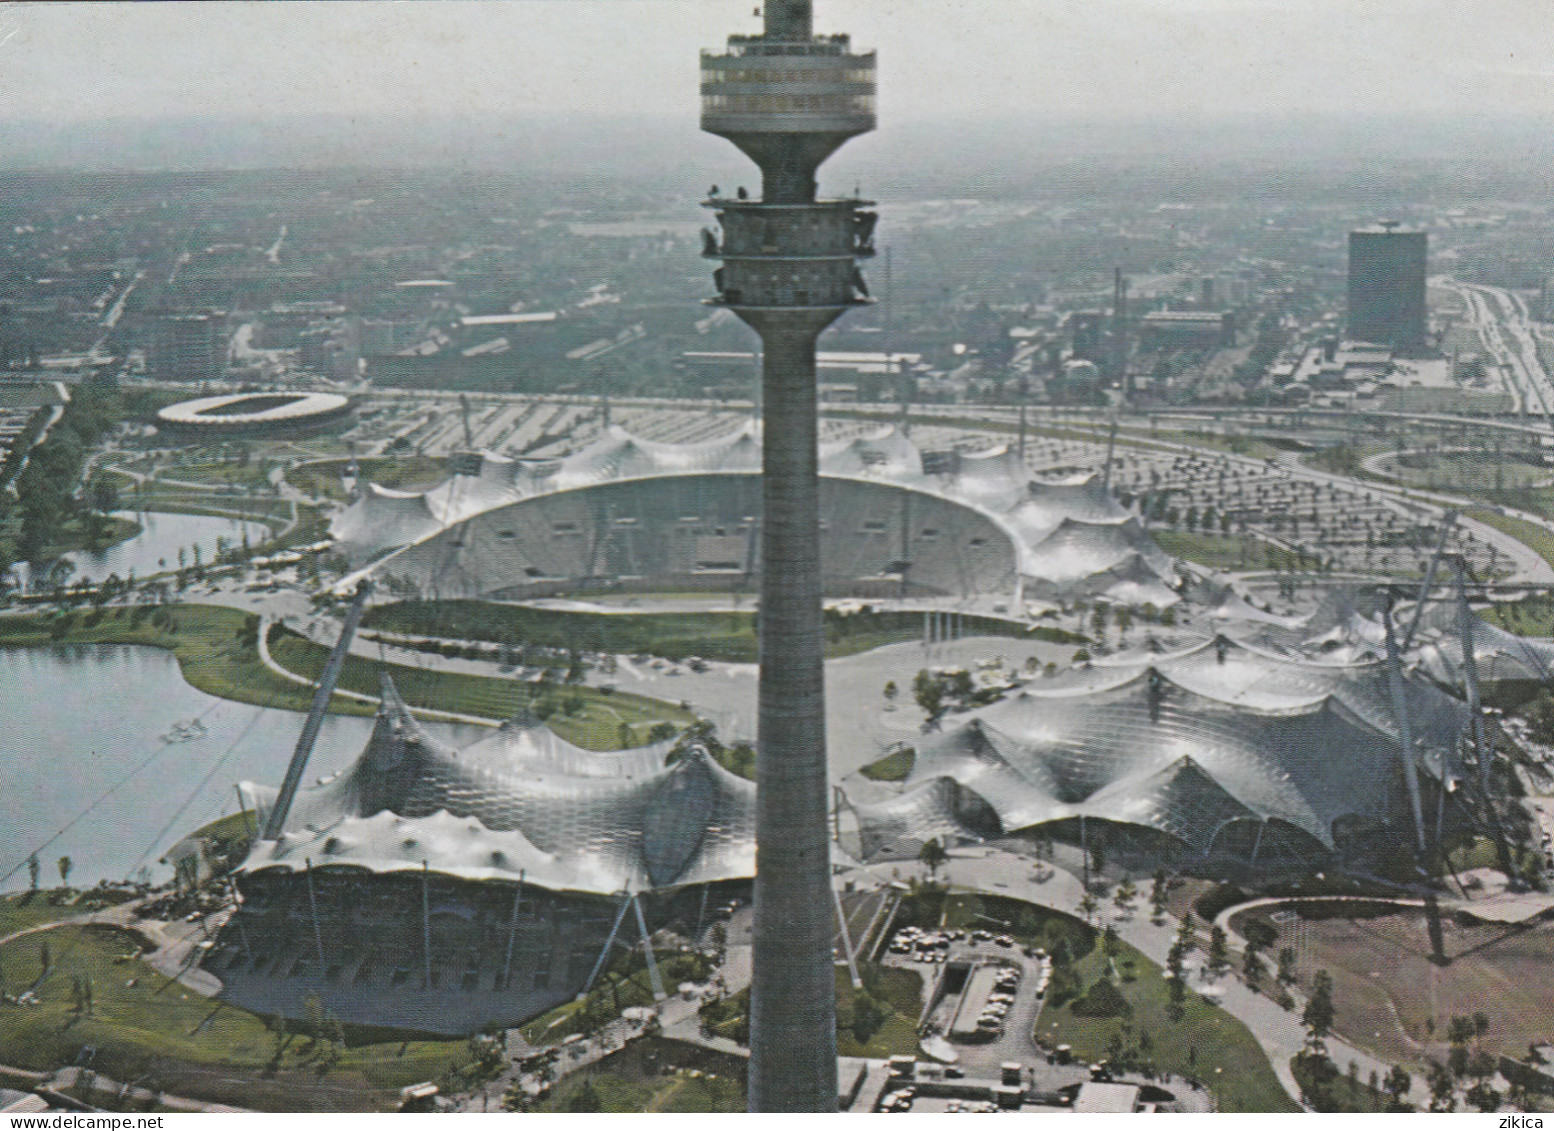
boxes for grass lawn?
[41,515,142,558]
[1036,933,1299,1113]
[287,456,448,503]
[861,745,915,782]
[1482,595,1554,636]
[526,1037,746,1113]
[534,1071,745,1113]
[1152,531,1261,571]
[1290,1051,1410,1112]
[0,891,105,940]
[363,599,1062,665]
[675,961,921,1061]
[1465,507,1554,572]
[268,626,696,747]
[0,604,365,717]
[0,923,469,1111]
[836,964,924,1058]
[1383,451,1549,494]
[160,461,274,491]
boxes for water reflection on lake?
[33,510,273,587]
[0,644,486,889]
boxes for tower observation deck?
[700,0,877,1113]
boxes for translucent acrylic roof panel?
[240,677,755,896]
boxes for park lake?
[0,644,483,889]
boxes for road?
[1444,279,1554,421]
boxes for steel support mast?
[263,581,372,840]
[700,0,877,1111]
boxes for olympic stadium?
[329,421,1181,609]
[201,422,1554,1035]
[155,391,354,438]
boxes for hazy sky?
[2,0,1551,125]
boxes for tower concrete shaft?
[700,0,876,1112]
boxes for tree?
[57,855,72,889]
[1149,868,1168,921]
[1427,1060,1456,1112]
[1276,946,1298,985]
[1467,1049,1496,1083]
[912,669,946,724]
[1383,1065,1411,1110]
[883,680,898,709]
[1173,911,1196,957]
[1112,877,1137,916]
[918,837,949,882]
[1078,890,1100,924]
[1303,969,1336,1052]
[847,989,891,1044]
[1207,925,1229,976]
[27,853,39,891]
[1242,946,1264,986]
[1465,1082,1501,1113]
[1102,923,1121,959]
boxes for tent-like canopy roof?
[240,679,755,895]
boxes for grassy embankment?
[525,1037,747,1113]
[690,964,923,1060]
[105,470,296,537]
[1151,531,1264,572]
[519,950,718,1048]
[531,1066,744,1113]
[363,599,1080,665]
[0,923,472,1111]
[1041,930,1298,1113]
[0,604,351,716]
[0,890,120,940]
[267,625,696,748]
[39,515,143,558]
[1467,507,1554,572]
[861,745,915,782]
[287,456,448,503]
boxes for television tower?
[700,0,876,1112]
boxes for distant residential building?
[1348,223,1427,351]
[1138,310,1233,347]
[1067,311,1106,362]
[148,312,225,382]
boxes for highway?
[1444,278,1554,423]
